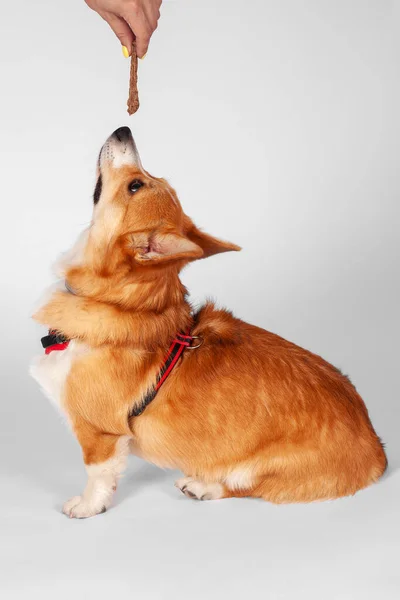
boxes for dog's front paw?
[175,477,224,501]
[62,496,107,519]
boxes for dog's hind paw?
[175,477,224,501]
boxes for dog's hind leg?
[62,424,131,518]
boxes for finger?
[100,10,135,54]
[123,11,153,58]
[136,11,159,58]
[135,34,150,59]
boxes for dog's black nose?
[113,126,132,143]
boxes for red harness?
[40,329,202,417]
[45,341,70,355]
[41,331,70,355]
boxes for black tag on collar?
[41,330,69,349]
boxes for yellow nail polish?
[139,52,147,60]
[122,45,130,58]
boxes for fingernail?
[122,45,130,58]
[139,52,147,60]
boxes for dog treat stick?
[127,40,140,115]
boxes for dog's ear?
[184,217,241,259]
[132,231,204,263]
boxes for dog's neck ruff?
[40,330,201,417]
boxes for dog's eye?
[129,179,144,194]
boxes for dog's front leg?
[63,426,131,519]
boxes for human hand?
[85,0,162,58]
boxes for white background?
[0,1,399,598]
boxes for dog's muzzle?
[99,126,142,169]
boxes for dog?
[31,126,387,518]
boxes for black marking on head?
[93,174,102,205]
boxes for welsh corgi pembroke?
[31,127,387,518]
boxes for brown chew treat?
[127,40,140,115]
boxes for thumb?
[101,11,134,54]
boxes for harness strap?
[129,333,195,418]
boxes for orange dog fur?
[31,127,387,518]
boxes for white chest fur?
[30,341,89,414]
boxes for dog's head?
[90,127,239,269]
[61,127,239,305]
